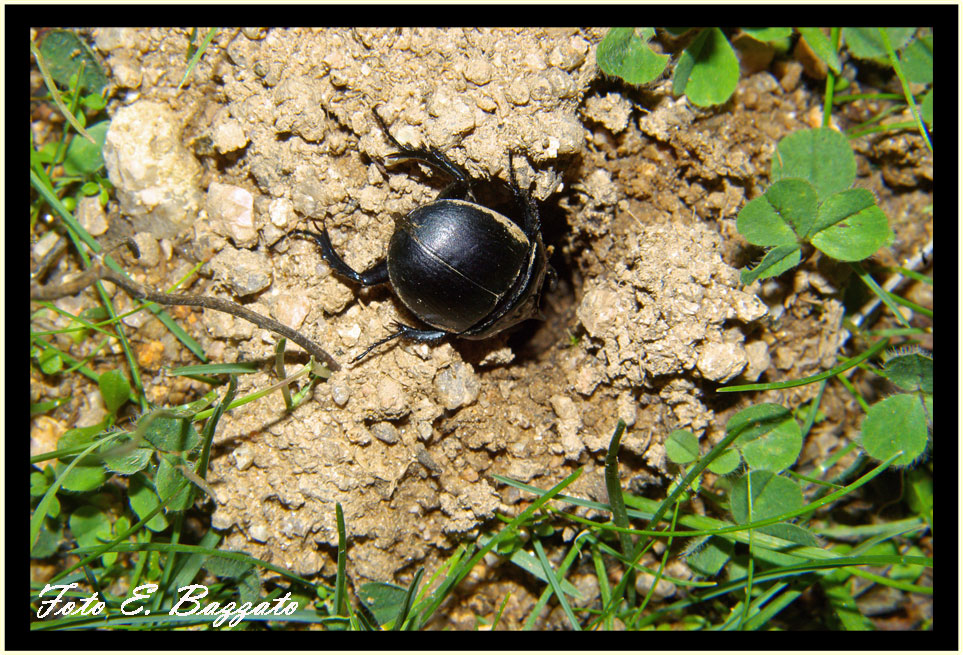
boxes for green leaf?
[204,554,256,580]
[821,557,876,629]
[766,178,821,240]
[37,347,63,375]
[741,28,793,43]
[736,177,816,281]
[102,436,153,475]
[685,536,733,577]
[882,350,932,394]
[726,403,791,434]
[668,463,701,497]
[706,447,741,475]
[740,244,802,285]
[31,397,71,417]
[729,470,804,524]
[904,467,933,521]
[35,141,60,165]
[809,188,872,234]
[100,516,126,567]
[128,473,169,532]
[797,27,841,74]
[67,504,112,551]
[860,394,930,467]
[729,403,802,473]
[665,430,700,464]
[64,120,109,176]
[82,91,108,112]
[34,478,62,519]
[758,521,821,546]
[155,454,196,511]
[843,28,915,64]
[890,544,926,582]
[38,29,109,94]
[673,28,740,107]
[597,28,670,85]
[30,515,63,559]
[98,368,131,414]
[143,415,202,453]
[358,581,408,628]
[737,419,802,474]
[67,306,105,343]
[55,460,108,492]
[920,89,933,127]
[899,35,933,85]
[30,471,51,498]
[810,189,893,262]
[771,128,856,201]
[58,423,107,449]
[737,185,806,247]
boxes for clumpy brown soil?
[31,28,932,629]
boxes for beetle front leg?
[372,107,475,202]
[286,229,389,287]
[506,152,540,237]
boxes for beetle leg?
[352,322,447,363]
[372,107,475,201]
[534,266,558,320]
[506,152,540,237]
[286,229,389,287]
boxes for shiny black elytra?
[286,108,552,363]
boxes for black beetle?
[286,108,553,363]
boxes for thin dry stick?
[30,262,341,372]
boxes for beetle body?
[388,199,547,338]
[284,108,552,363]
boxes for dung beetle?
[285,108,553,363]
